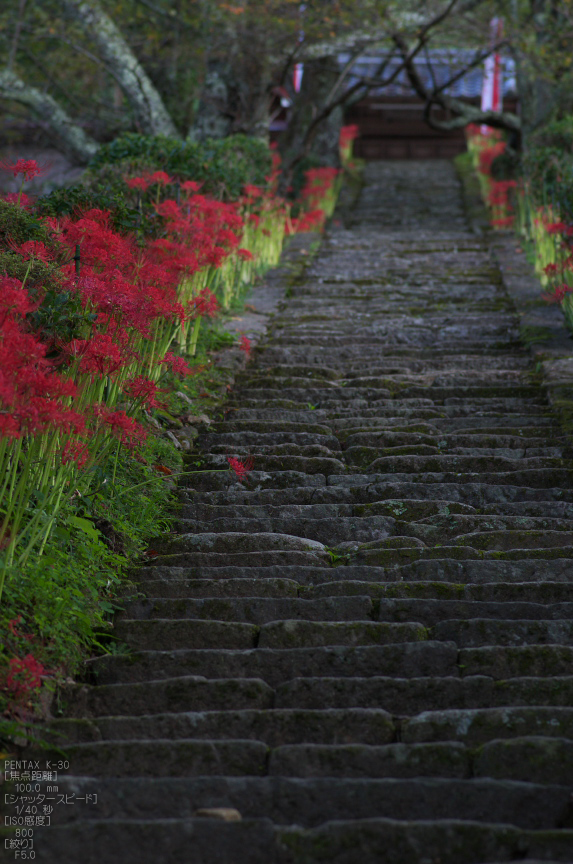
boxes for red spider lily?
[546,222,573,237]
[4,654,46,696]
[0,313,84,438]
[96,407,147,447]
[544,263,560,276]
[290,209,326,233]
[148,170,172,186]
[123,375,162,409]
[239,335,252,356]
[161,352,195,377]
[67,332,130,378]
[339,124,359,148]
[237,248,254,261]
[125,176,150,191]
[155,199,182,221]
[0,276,36,323]
[0,158,50,181]
[542,284,573,303]
[181,180,203,194]
[8,239,54,262]
[188,287,219,319]
[2,192,32,209]
[477,141,506,176]
[61,439,90,468]
[227,455,254,481]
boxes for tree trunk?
[63,0,179,139]
[0,68,99,164]
[278,57,343,178]
[189,59,271,143]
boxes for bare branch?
[392,31,521,133]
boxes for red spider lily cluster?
[465,128,573,329]
[0,148,342,601]
[1,616,48,713]
[466,127,517,229]
[0,158,289,589]
[288,167,341,234]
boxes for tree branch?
[62,0,179,137]
[392,32,521,133]
[0,68,99,163]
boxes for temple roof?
[338,49,516,99]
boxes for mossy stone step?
[402,706,573,745]
[433,618,573,648]
[121,594,374,624]
[175,515,394,546]
[89,642,457,686]
[268,741,470,778]
[69,676,273,717]
[49,708,397,747]
[41,739,269,778]
[303,581,573,604]
[459,645,573,679]
[275,674,573,712]
[200,431,341,448]
[25,775,573,831]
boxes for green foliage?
[0,200,52,247]
[86,133,272,200]
[35,184,144,236]
[0,431,182,711]
[521,117,573,222]
[0,251,96,346]
[529,115,573,153]
[490,148,521,182]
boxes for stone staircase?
[26,161,573,862]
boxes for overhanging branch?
[0,68,99,163]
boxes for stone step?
[69,676,274,717]
[459,645,573,679]
[120,595,375,623]
[49,708,398,747]
[134,578,573,604]
[275,675,573,712]
[341,430,564,449]
[303,581,573,604]
[50,739,270,778]
[433,618,573,648]
[399,515,573,543]
[403,706,573,745]
[46,739,479,780]
[200,431,341,448]
[175,515,394,546]
[182,481,573,507]
[115,619,427,651]
[197,452,347,474]
[375,599,573,626]
[352,545,573,569]
[138,559,573,586]
[120,596,573,629]
[24,777,573,832]
[343,454,567,474]
[90,642,458,686]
